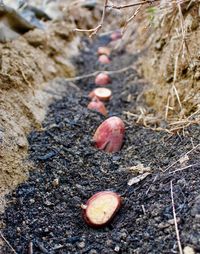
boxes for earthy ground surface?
[128,2,200,120]
[0,21,79,203]
[1,35,200,254]
[0,1,105,207]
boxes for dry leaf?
[128,172,151,186]
[128,163,151,174]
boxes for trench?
[1,35,200,254]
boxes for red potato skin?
[98,55,111,64]
[87,99,107,116]
[97,47,111,56]
[82,191,122,228]
[93,116,125,153]
[111,31,122,41]
[95,73,111,86]
[88,88,112,101]
[88,91,95,99]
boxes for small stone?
[114,245,120,252]
[77,241,85,249]
[52,178,59,187]
[16,227,21,232]
[89,249,97,254]
[168,218,181,225]
[120,231,127,240]
[183,246,195,254]
[47,65,57,74]
[44,228,49,233]
[194,71,200,80]
[17,136,28,149]
[76,184,83,189]
[158,222,170,229]
[106,239,113,247]
[127,94,132,102]
[29,199,35,204]
[177,178,186,186]
[44,200,52,206]
[155,39,165,50]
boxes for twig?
[164,144,200,172]
[172,53,183,112]
[145,174,159,195]
[122,5,142,33]
[74,0,160,36]
[169,162,200,174]
[0,232,17,254]
[28,241,33,254]
[106,0,160,9]
[170,181,183,254]
[74,0,108,37]
[165,95,171,120]
[34,240,49,254]
[63,65,135,82]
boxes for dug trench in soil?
[1,35,200,254]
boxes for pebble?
[114,245,120,252]
[89,249,98,254]
[44,228,49,233]
[158,222,170,229]
[120,231,127,240]
[106,239,113,247]
[183,246,195,254]
[168,217,181,225]
[77,241,85,249]
[16,136,27,149]
[52,178,59,187]
[29,199,35,204]
[194,71,200,80]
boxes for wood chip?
[128,163,151,174]
[128,172,151,186]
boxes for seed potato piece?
[82,191,122,228]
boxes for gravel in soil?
[1,36,200,254]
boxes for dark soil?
[1,36,200,254]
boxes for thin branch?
[169,162,200,174]
[106,0,160,9]
[164,144,200,172]
[63,65,135,82]
[122,5,142,33]
[170,181,183,254]
[74,0,108,37]
[74,0,159,36]
[28,241,33,254]
[0,232,17,254]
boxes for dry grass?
[72,0,200,132]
